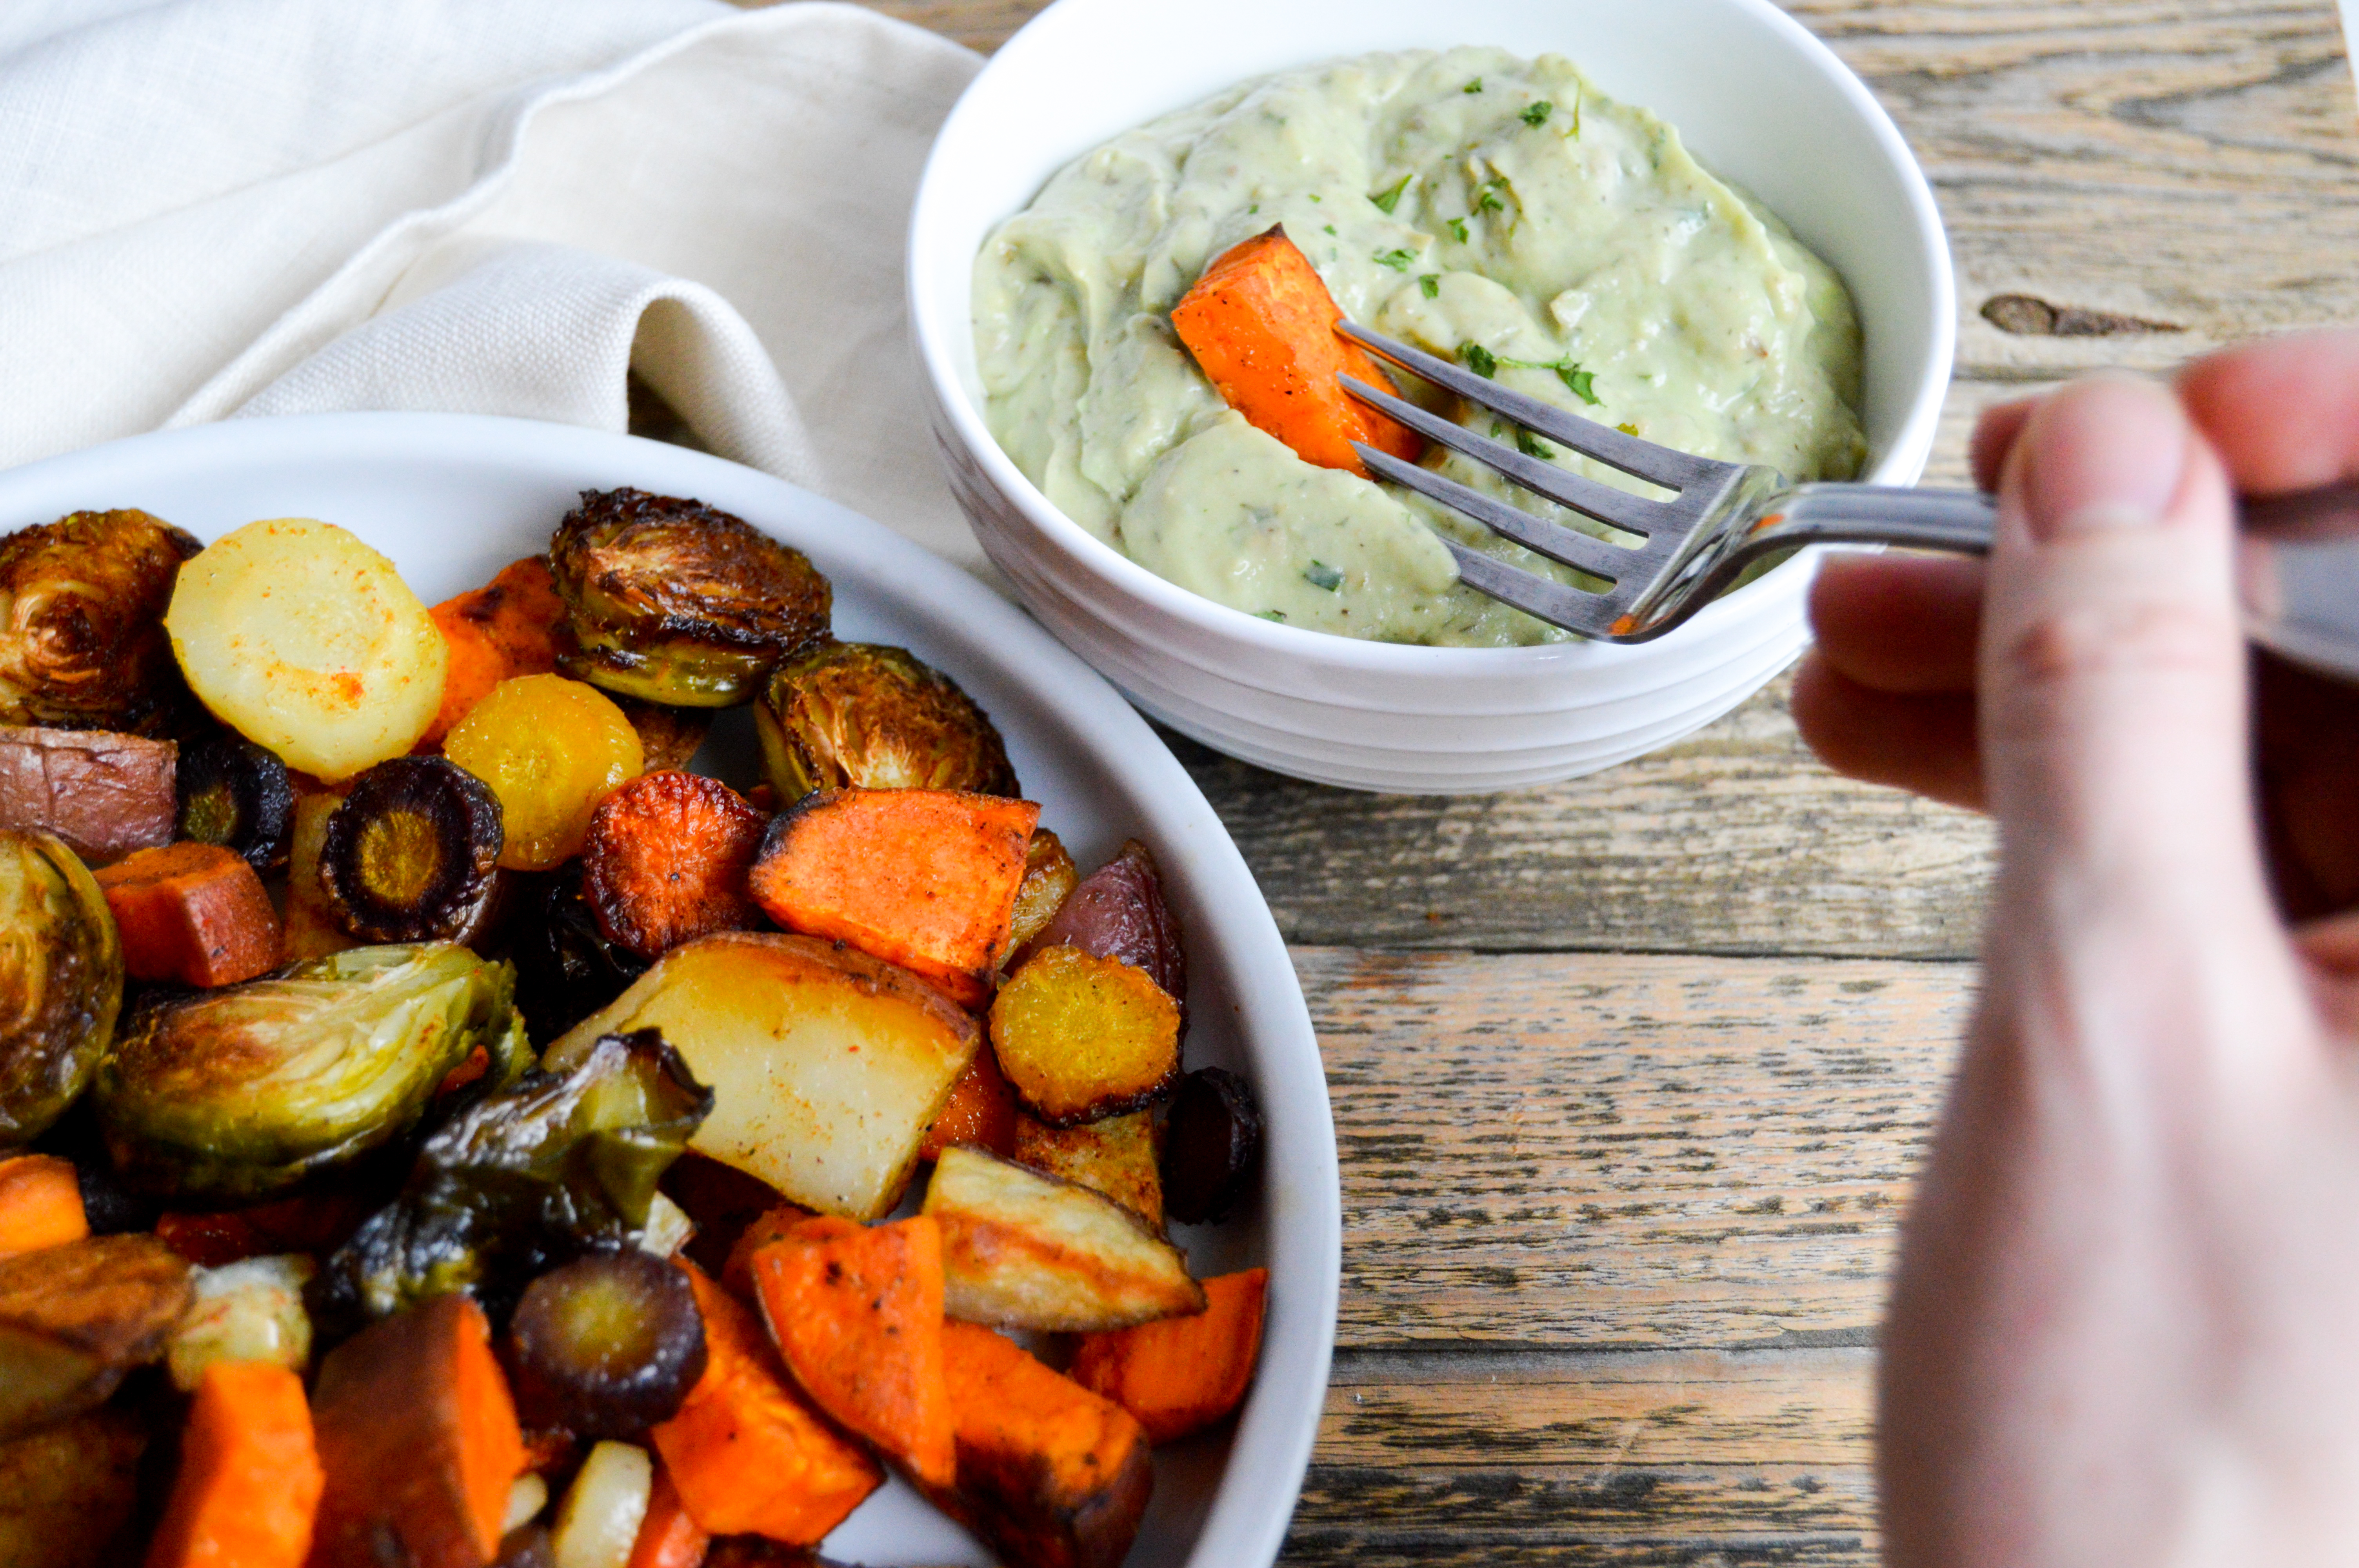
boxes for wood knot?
[1981,294,2183,337]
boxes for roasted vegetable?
[920,1047,1020,1163]
[0,829,121,1146]
[320,755,506,944]
[315,1028,710,1329]
[551,489,831,708]
[1023,838,1187,1022]
[1072,1267,1268,1445]
[310,1294,528,1568]
[554,933,980,1221]
[1012,1111,1163,1230]
[174,731,293,873]
[145,1360,324,1568]
[425,556,569,747]
[0,724,176,865]
[718,1201,813,1301]
[95,840,280,988]
[0,508,199,733]
[1171,225,1424,477]
[659,1152,790,1283]
[0,1232,193,1438]
[507,1251,708,1438]
[513,864,652,1045]
[1003,827,1078,962]
[612,698,710,775]
[279,786,358,962]
[925,1148,1202,1333]
[748,1214,956,1488]
[647,1262,880,1543]
[0,1405,149,1568]
[446,675,644,871]
[95,942,525,1202]
[989,946,1180,1127]
[549,1439,654,1568]
[754,642,1018,803]
[927,1320,1154,1568]
[627,1465,708,1568]
[0,1152,86,1257]
[748,788,1039,1007]
[165,1253,314,1391]
[580,771,765,960]
[165,517,447,780]
[1161,1066,1263,1225]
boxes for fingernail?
[2013,374,2190,541]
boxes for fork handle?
[1756,484,1996,553]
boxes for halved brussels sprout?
[0,509,199,734]
[93,942,528,1202]
[551,489,831,708]
[0,830,122,1147]
[314,1027,712,1330]
[754,642,1018,804]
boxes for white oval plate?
[0,411,1340,1568]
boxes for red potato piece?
[1023,839,1186,1022]
[0,726,175,865]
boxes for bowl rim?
[907,0,1956,675]
[0,409,1342,1568]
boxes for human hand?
[1792,338,2359,1565]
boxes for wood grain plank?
[1301,947,1965,1346]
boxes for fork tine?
[1337,321,1721,492]
[1341,374,1671,540]
[1356,444,1638,585]
[1438,540,1620,638]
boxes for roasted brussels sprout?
[611,696,711,774]
[0,829,123,1147]
[314,1028,712,1330]
[512,864,650,1045]
[753,642,1018,804]
[0,509,200,734]
[505,1250,707,1436]
[174,732,293,875]
[551,488,831,708]
[93,942,528,1202]
[319,756,504,943]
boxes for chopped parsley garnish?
[1303,562,1344,591]
[1521,101,1553,127]
[1572,83,1583,137]
[1463,77,1484,93]
[1372,175,1412,214]
[1418,273,1440,299]
[1458,343,1602,405]
[1324,224,1338,235]
[1260,609,1288,621]
[1474,178,1508,215]
[1248,203,1259,214]
[1447,217,1470,244]
[1617,422,1641,436]
[1308,192,1321,202]
[1374,248,1416,270]
[1515,428,1555,459]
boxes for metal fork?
[1336,321,2359,682]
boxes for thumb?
[1980,374,2262,926]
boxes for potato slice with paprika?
[748,787,1038,1007]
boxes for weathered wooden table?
[836,0,2359,1557]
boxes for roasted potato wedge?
[923,1147,1202,1332]
[989,945,1180,1127]
[1012,1111,1163,1231]
[555,932,981,1221]
[1001,828,1077,964]
[0,1233,192,1438]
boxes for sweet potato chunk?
[0,1153,87,1259]
[1012,1111,1163,1231]
[1071,1267,1268,1445]
[95,841,280,987]
[1171,226,1424,477]
[990,946,1180,1127]
[750,1215,956,1489]
[0,725,175,865]
[923,1148,1202,1332]
[921,1048,1020,1163]
[748,788,1038,1007]
[927,1321,1154,1568]
[309,1294,526,1568]
[145,1360,324,1568]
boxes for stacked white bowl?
[908,0,1955,793]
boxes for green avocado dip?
[972,46,1867,648]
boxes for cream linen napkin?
[0,0,990,573]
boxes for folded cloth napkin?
[0,0,992,574]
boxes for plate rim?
[0,409,1342,1568]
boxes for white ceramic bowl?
[0,412,1339,1568]
[909,0,1954,793]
